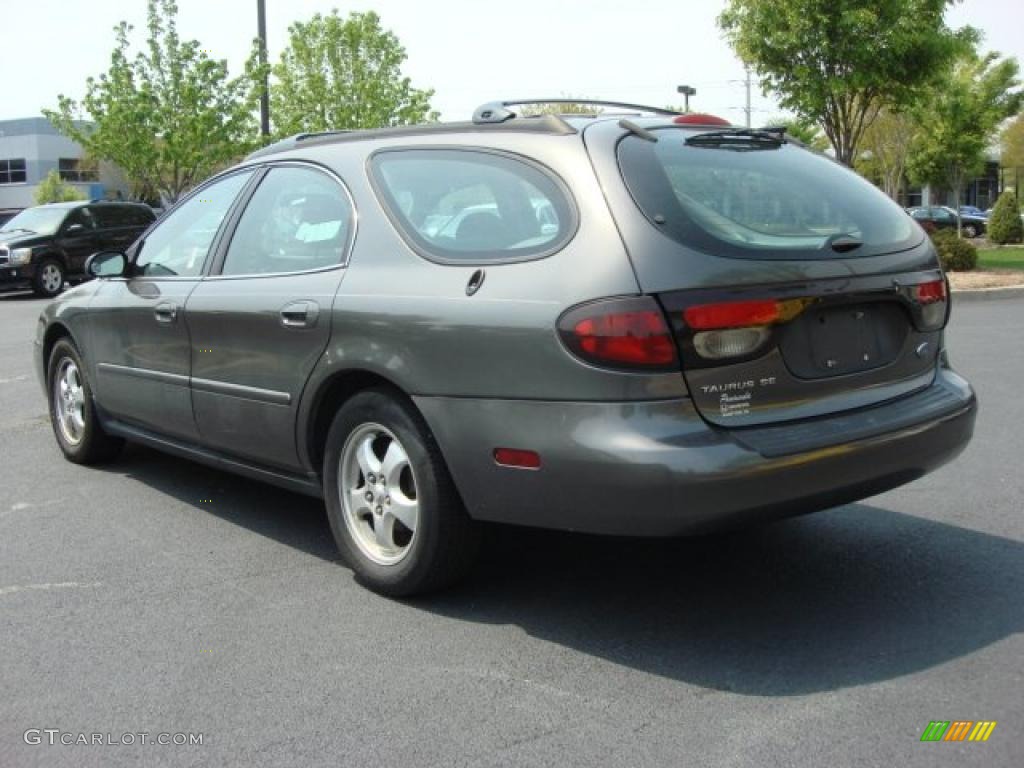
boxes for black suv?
[0,201,155,296]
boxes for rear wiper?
[685,126,787,148]
[827,233,863,253]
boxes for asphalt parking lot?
[1,288,1021,768]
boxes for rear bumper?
[415,366,976,536]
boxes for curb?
[950,285,1024,302]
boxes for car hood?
[0,231,51,249]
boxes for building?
[0,117,129,209]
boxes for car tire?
[33,258,66,298]
[962,224,979,239]
[323,387,480,596]
[47,338,124,464]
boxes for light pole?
[257,0,270,137]
[676,85,696,113]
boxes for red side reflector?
[913,279,947,304]
[684,300,780,330]
[673,113,731,126]
[493,448,541,470]
[573,311,676,367]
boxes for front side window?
[618,129,919,260]
[134,171,253,277]
[371,149,576,263]
[221,166,352,276]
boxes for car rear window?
[370,149,576,263]
[617,128,920,260]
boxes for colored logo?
[920,721,997,742]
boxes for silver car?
[35,100,977,595]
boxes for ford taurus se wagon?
[35,100,977,595]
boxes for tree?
[34,170,85,204]
[271,11,437,136]
[855,109,919,200]
[45,0,264,202]
[987,190,1023,244]
[764,114,829,151]
[519,99,603,117]
[907,51,1021,236]
[718,0,974,166]
[1002,112,1024,170]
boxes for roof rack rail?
[473,99,682,124]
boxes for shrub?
[930,229,978,271]
[987,190,1023,245]
[34,169,85,204]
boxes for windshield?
[0,207,72,236]
[617,128,919,260]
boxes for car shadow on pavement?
[109,443,1021,697]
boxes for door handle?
[280,300,319,329]
[154,301,178,324]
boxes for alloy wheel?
[54,358,86,445]
[339,423,419,566]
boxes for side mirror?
[65,223,86,236]
[85,250,127,279]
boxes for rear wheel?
[47,338,123,464]
[33,259,65,298]
[323,388,480,596]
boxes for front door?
[87,170,256,440]
[185,164,354,470]
[55,207,99,275]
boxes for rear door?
[184,163,355,471]
[586,121,948,427]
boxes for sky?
[1,0,1021,126]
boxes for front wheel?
[323,388,480,596]
[33,259,65,298]
[962,223,979,239]
[47,338,124,464]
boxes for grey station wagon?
[35,100,977,595]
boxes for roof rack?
[473,99,682,124]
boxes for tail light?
[912,278,949,329]
[683,298,811,360]
[558,297,678,371]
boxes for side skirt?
[101,416,324,500]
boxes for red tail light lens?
[683,298,811,330]
[913,279,947,304]
[558,297,678,371]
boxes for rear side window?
[371,149,576,263]
[617,128,919,260]
[221,165,353,275]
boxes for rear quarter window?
[370,149,577,263]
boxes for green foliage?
[1002,113,1024,169]
[908,50,1022,235]
[764,114,829,150]
[718,0,974,165]
[855,109,920,200]
[987,190,1023,244]
[34,170,86,204]
[45,0,264,202]
[270,11,438,136]
[930,229,978,270]
[519,99,603,116]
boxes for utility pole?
[257,0,270,137]
[743,68,752,128]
